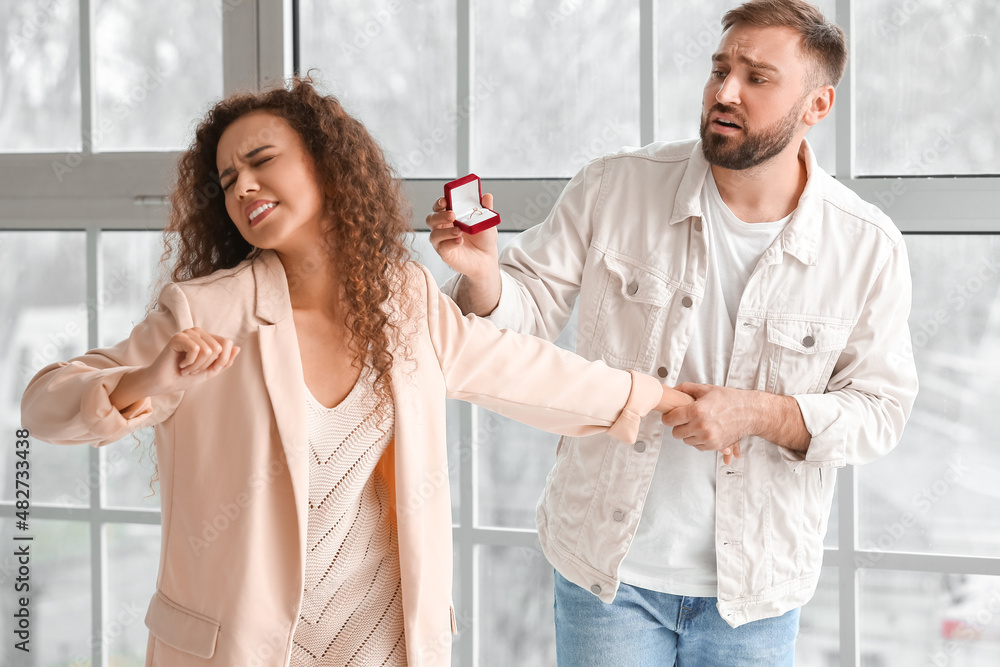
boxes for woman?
[20,78,688,666]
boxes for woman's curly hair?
[142,77,413,495]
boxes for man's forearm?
[453,271,503,317]
[750,391,812,453]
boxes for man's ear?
[803,85,835,127]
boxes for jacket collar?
[668,141,712,226]
[251,249,294,324]
[669,139,825,266]
[778,140,824,266]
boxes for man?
[427,1,918,664]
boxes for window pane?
[452,546,462,666]
[476,411,556,529]
[797,566,839,667]
[478,543,556,666]
[93,0,223,151]
[103,429,159,511]
[656,0,837,175]
[0,518,90,666]
[0,0,81,152]
[99,231,166,510]
[474,1,641,177]
[825,481,839,549]
[298,1,457,178]
[2,231,89,506]
[98,231,166,348]
[860,571,1000,666]
[855,1,1000,176]
[106,523,160,666]
[476,301,575,528]
[858,235,1000,557]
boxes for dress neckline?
[304,371,367,412]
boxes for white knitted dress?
[289,372,406,666]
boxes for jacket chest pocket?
[591,253,675,369]
[764,318,853,395]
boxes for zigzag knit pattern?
[290,373,406,666]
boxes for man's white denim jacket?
[444,139,918,627]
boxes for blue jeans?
[554,571,800,666]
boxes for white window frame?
[2,2,999,666]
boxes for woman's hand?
[657,384,694,413]
[110,328,240,411]
[147,327,241,392]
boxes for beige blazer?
[20,249,661,666]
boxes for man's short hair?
[722,0,848,89]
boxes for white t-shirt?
[617,169,791,597]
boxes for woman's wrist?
[109,366,158,412]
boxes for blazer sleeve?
[421,264,661,444]
[20,282,192,447]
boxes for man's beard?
[700,101,803,170]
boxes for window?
[2,2,998,666]
[0,1,82,152]
[854,3,1000,176]
[92,1,223,151]
[2,231,89,507]
[859,235,1000,560]
[471,0,641,177]
[298,0,457,177]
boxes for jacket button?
[634,441,646,453]
[656,366,668,378]
[613,510,625,522]
[626,281,639,296]
[590,584,602,594]
[693,219,703,232]
[802,335,815,348]
[681,296,693,308]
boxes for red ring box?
[444,173,501,234]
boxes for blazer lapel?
[253,251,310,559]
